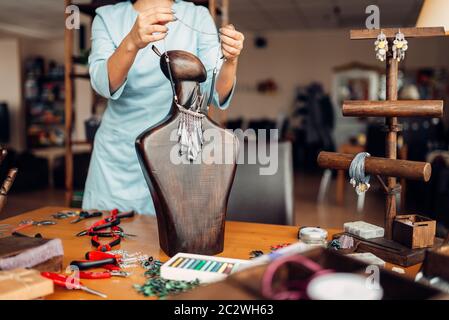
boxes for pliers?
[76,219,121,237]
[70,211,102,224]
[78,270,130,279]
[41,272,107,298]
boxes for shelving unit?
[64,0,230,206]
[318,27,446,266]
[25,59,65,149]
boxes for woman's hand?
[219,25,245,63]
[126,5,175,51]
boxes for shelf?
[71,73,90,79]
[342,100,444,118]
[350,27,446,40]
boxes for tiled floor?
[1,173,386,229]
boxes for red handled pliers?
[41,272,107,298]
[78,270,130,279]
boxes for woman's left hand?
[219,25,245,63]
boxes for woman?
[83,0,244,214]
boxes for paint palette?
[160,253,249,283]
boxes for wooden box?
[0,269,54,300]
[392,215,436,249]
[174,248,447,300]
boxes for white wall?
[0,39,23,150]
[227,29,449,121]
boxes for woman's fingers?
[219,25,245,60]
[144,24,169,35]
[220,26,245,41]
[142,32,167,43]
[220,34,243,50]
[221,43,240,56]
[140,4,173,17]
[146,12,176,25]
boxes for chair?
[226,141,294,225]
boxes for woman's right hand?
[127,6,175,51]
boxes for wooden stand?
[318,27,446,266]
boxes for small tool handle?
[116,211,135,219]
[79,271,111,279]
[92,219,120,231]
[85,251,117,261]
[87,211,103,218]
[70,258,116,270]
[41,272,80,289]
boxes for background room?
[0,0,448,234]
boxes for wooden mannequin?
[136,49,238,257]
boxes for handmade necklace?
[158,14,222,161]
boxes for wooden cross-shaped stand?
[318,27,446,266]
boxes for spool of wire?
[298,227,328,247]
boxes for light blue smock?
[82,0,235,214]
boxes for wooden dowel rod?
[385,50,398,240]
[350,27,445,40]
[342,100,443,118]
[317,152,431,182]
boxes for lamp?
[416,0,449,35]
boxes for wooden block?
[342,100,444,118]
[393,215,436,249]
[350,27,446,40]
[0,269,53,300]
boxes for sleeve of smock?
[196,7,236,110]
[88,12,127,100]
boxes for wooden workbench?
[0,207,421,300]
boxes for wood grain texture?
[136,112,238,256]
[0,207,423,300]
[317,152,432,182]
[385,52,399,240]
[393,215,436,249]
[342,100,444,118]
[136,50,238,257]
[350,27,446,40]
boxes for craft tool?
[12,219,56,233]
[76,219,121,237]
[41,272,107,298]
[238,242,311,272]
[84,250,150,268]
[51,211,79,220]
[70,258,118,271]
[91,234,121,252]
[70,211,102,224]
[161,253,248,283]
[298,227,328,246]
[76,270,130,279]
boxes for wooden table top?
[0,207,421,300]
